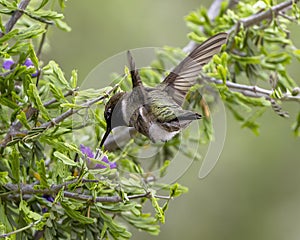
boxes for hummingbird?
[100,32,228,147]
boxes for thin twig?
[0,219,42,238]
[37,24,49,58]
[39,94,107,129]
[0,0,31,37]
[43,88,78,107]
[205,76,300,102]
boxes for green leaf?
[47,61,70,88]
[28,44,39,69]
[187,32,207,43]
[265,52,291,65]
[36,159,49,188]
[0,15,4,33]
[49,83,66,103]
[293,49,300,61]
[97,207,132,238]
[233,91,270,107]
[0,202,12,232]
[10,148,20,184]
[0,0,17,10]
[292,112,300,137]
[19,200,42,222]
[217,64,227,83]
[70,70,78,89]
[16,24,46,40]
[24,10,64,24]
[100,222,108,239]
[226,103,245,121]
[242,108,266,135]
[63,143,80,154]
[57,0,66,10]
[151,196,165,224]
[0,29,18,44]
[54,19,71,32]
[61,202,94,224]
[231,54,262,64]
[59,103,82,109]
[54,151,78,166]
[16,111,31,129]
[0,172,8,185]
[35,0,49,11]
[170,183,188,198]
[121,212,160,236]
[185,11,203,25]
[0,96,19,109]
[159,160,170,177]
[27,83,50,120]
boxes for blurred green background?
[45,1,300,239]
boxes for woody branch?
[3,179,170,203]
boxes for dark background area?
[44,1,300,239]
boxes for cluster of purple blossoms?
[2,58,38,77]
[80,144,117,169]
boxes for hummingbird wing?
[161,32,228,106]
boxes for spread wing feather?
[161,32,228,106]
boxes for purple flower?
[95,155,117,169]
[24,58,34,67]
[80,144,94,158]
[31,71,38,77]
[80,144,116,169]
[43,194,54,203]
[3,59,14,70]
[2,58,38,77]
[42,194,54,213]
[24,58,38,77]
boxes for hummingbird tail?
[127,50,143,88]
[177,111,202,121]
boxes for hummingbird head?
[100,92,127,148]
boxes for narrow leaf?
[27,83,50,120]
[54,151,78,166]
[11,148,20,183]
[0,29,18,44]
[35,0,49,11]
[49,83,66,102]
[19,200,42,222]
[16,111,31,129]
[61,202,94,224]
[48,61,70,88]
[151,196,165,224]
[54,19,71,32]
[70,70,77,89]
[36,159,49,188]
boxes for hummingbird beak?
[99,126,111,148]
